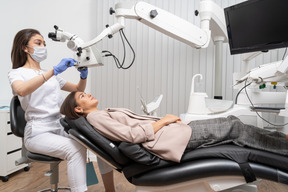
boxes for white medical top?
[8,67,66,121]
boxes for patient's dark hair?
[60,91,84,119]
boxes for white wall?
[0,0,94,106]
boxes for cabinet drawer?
[6,134,22,152]
[7,150,22,172]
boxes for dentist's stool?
[10,96,70,192]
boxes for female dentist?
[8,28,88,192]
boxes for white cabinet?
[0,109,28,182]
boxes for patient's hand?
[162,114,181,125]
[152,114,182,133]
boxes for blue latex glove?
[53,58,76,75]
[77,67,88,79]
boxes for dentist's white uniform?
[8,68,87,192]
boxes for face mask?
[27,46,47,63]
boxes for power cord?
[102,29,135,69]
[282,47,287,60]
[235,81,252,104]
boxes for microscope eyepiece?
[48,32,59,41]
[48,32,56,38]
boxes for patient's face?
[75,92,98,111]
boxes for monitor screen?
[224,0,288,55]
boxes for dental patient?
[60,91,288,163]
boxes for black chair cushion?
[122,144,288,179]
[127,158,288,186]
[27,151,62,162]
[118,142,160,165]
[10,96,26,137]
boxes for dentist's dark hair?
[60,91,84,119]
[11,29,41,69]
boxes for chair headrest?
[10,96,26,137]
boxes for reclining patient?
[60,91,288,163]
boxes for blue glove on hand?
[77,67,88,79]
[53,58,76,76]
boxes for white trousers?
[24,118,87,192]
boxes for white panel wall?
[90,0,287,122]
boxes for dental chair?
[60,116,288,192]
[10,96,70,192]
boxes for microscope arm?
[49,0,227,68]
[80,22,124,49]
[80,0,227,50]
[81,1,211,50]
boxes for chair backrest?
[10,96,26,138]
[62,117,130,165]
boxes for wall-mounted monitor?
[224,0,288,55]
